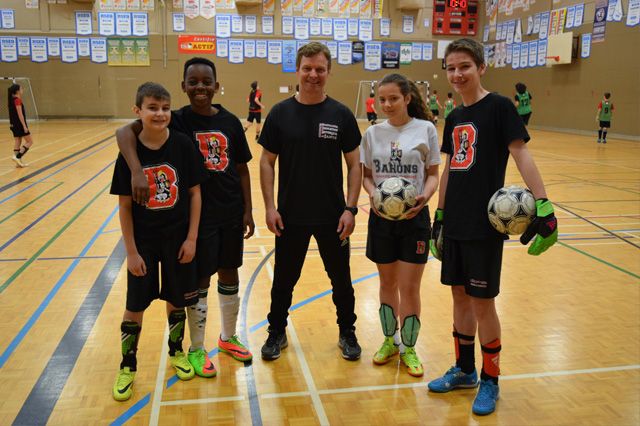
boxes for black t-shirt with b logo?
[442,93,530,240]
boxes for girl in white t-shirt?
[360,73,441,377]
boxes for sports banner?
[178,35,216,53]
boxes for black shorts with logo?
[367,112,378,122]
[599,120,611,128]
[10,123,29,138]
[196,216,244,279]
[126,230,198,312]
[430,109,439,116]
[247,111,262,123]
[440,236,504,299]
[366,207,431,264]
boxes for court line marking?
[0,160,114,255]
[555,203,640,249]
[149,326,171,426]
[0,134,113,197]
[0,126,116,176]
[0,181,112,295]
[11,223,123,425]
[153,364,640,405]
[0,204,119,368]
[0,181,63,225]
[160,395,245,406]
[260,245,329,426]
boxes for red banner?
[178,35,216,54]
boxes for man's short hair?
[296,42,331,70]
[183,57,217,81]
[444,38,485,67]
[604,92,611,99]
[135,82,170,108]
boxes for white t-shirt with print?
[360,118,440,194]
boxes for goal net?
[354,79,430,121]
[0,77,39,122]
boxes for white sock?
[393,329,401,346]
[187,293,208,351]
[218,281,240,341]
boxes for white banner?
[337,41,351,64]
[267,40,282,64]
[91,37,107,63]
[364,41,381,70]
[99,13,116,36]
[75,11,93,35]
[0,37,18,62]
[61,37,79,63]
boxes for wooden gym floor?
[0,120,638,425]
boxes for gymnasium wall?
[0,0,637,138]
[480,0,640,139]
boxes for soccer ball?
[487,185,536,235]
[373,177,418,220]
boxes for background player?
[514,82,533,126]
[428,89,443,125]
[7,83,35,167]
[244,81,264,141]
[110,82,208,401]
[428,38,558,416]
[361,73,439,377]
[116,57,255,379]
[596,92,614,143]
[365,92,378,125]
[444,92,456,120]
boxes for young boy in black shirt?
[110,82,208,401]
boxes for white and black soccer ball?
[373,177,418,221]
[487,185,536,235]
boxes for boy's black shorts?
[366,207,431,264]
[367,112,377,122]
[599,120,610,128]
[430,109,439,116]
[247,111,261,123]
[440,236,504,299]
[196,217,244,279]
[126,232,198,312]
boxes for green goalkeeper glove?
[429,208,444,261]
[520,199,558,255]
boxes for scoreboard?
[432,0,479,35]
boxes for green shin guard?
[401,315,421,347]
[120,321,141,370]
[168,310,187,356]
[379,304,398,337]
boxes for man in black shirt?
[258,42,363,361]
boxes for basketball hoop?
[545,56,560,67]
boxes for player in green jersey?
[596,92,614,144]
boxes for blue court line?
[0,160,115,254]
[0,256,108,262]
[1,206,120,370]
[0,135,113,198]
[13,236,124,425]
[248,272,380,333]
[110,394,151,426]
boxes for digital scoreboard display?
[432,0,478,35]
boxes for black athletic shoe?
[261,329,287,360]
[338,328,361,360]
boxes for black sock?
[16,146,29,159]
[453,329,476,374]
[120,321,141,370]
[598,129,603,139]
[167,310,186,356]
[602,131,607,141]
[458,343,476,374]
